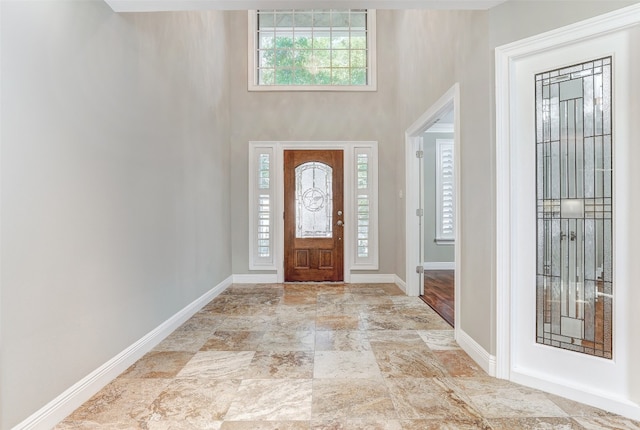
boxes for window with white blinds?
[249,145,276,269]
[353,146,378,268]
[436,139,455,243]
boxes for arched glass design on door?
[296,161,333,238]
[536,57,613,359]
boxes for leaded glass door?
[507,23,640,410]
[284,150,344,281]
[536,57,613,358]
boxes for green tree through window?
[256,10,370,87]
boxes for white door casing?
[496,5,640,420]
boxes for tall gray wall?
[391,7,495,357]
[0,2,232,427]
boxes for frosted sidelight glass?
[535,57,613,359]
[295,162,333,238]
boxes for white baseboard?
[233,273,278,283]
[423,261,455,270]
[14,275,233,430]
[510,368,640,422]
[456,328,496,377]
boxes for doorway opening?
[405,84,460,331]
[418,108,456,326]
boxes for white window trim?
[435,138,455,244]
[247,10,377,92]
[248,141,379,282]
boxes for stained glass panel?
[535,57,613,359]
[295,161,333,238]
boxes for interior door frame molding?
[495,3,640,419]
[250,141,378,284]
[404,83,461,321]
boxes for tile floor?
[56,283,640,429]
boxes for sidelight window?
[249,146,276,269]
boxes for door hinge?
[416,208,423,217]
[416,265,424,274]
[416,150,424,158]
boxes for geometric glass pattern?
[256,9,369,86]
[535,57,613,359]
[296,161,333,238]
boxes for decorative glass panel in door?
[296,162,333,238]
[536,57,613,359]
[284,150,344,282]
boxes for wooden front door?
[284,150,344,282]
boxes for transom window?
[248,9,377,91]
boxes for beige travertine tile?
[222,422,308,430]
[452,377,568,418]
[317,292,354,305]
[546,393,614,417]
[176,351,254,379]
[311,379,397,420]
[120,351,195,379]
[200,330,265,351]
[384,378,483,421]
[374,349,446,378]
[367,330,425,351]
[316,303,361,317]
[177,312,222,332]
[417,329,459,350]
[215,315,275,331]
[400,419,491,429]
[224,379,313,421]
[152,328,211,352]
[573,415,640,429]
[315,330,371,351]
[259,330,315,351]
[314,350,381,379]
[315,314,362,330]
[311,419,403,429]
[283,293,318,305]
[360,313,410,330]
[55,282,640,430]
[63,378,170,426]
[245,351,314,379]
[487,417,584,429]
[432,350,485,377]
[140,379,240,427]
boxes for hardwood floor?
[420,270,455,327]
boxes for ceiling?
[104,0,508,13]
